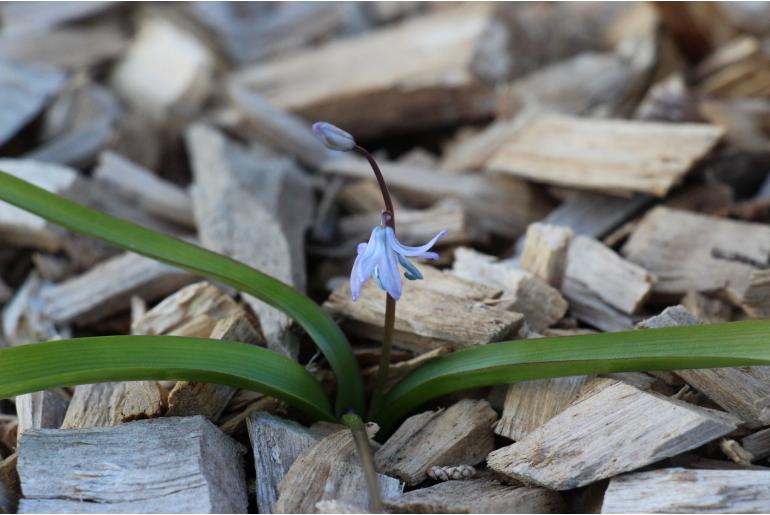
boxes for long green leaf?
[374,320,770,433]
[0,336,334,421]
[0,170,363,416]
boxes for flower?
[312,122,356,151]
[350,225,446,301]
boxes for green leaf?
[374,320,770,433]
[0,336,334,422]
[0,170,364,417]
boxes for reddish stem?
[354,145,396,230]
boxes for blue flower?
[350,225,446,301]
[312,122,356,151]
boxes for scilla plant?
[2,123,770,509]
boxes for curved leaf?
[374,320,770,433]
[0,170,363,416]
[0,336,334,421]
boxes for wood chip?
[63,282,244,428]
[219,397,283,438]
[740,269,770,318]
[601,468,770,513]
[227,82,336,171]
[622,206,770,301]
[131,281,241,336]
[486,114,723,196]
[635,304,701,329]
[93,151,194,229]
[37,252,197,326]
[336,180,405,215]
[0,24,126,71]
[246,412,323,514]
[696,36,770,99]
[275,428,402,513]
[339,199,475,248]
[315,499,368,514]
[60,382,167,430]
[451,247,567,331]
[233,5,506,138]
[321,157,553,238]
[602,372,672,394]
[324,268,522,353]
[720,438,753,466]
[384,479,565,514]
[519,223,573,287]
[496,51,649,119]
[23,116,114,170]
[637,305,770,429]
[17,416,247,513]
[681,290,733,323]
[635,73,693,122]
[0,61,65,146]
[375,399,497,485]
[186,124,314,357]
[167,315,263,420]
[678,367,770,429]
[129,282,263,420]
[537,191,654,240]
[361,347,448,395]
[494,376,589,442]
[440,114,534,172]
[741,427,770,462]
[0,2,114,36]
[15,390,69,435]
[562,236,654,331]
[111,17,215,123]
[2,274,69,347]
[184,2,365,65]
[0,159,81,251]
[487,378,740,490]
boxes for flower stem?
[342,413,383,512]
[355,146,396,230]
[354,145,398,420]
[368,294,396,418]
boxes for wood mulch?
[1,2,770,513]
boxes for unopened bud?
[312,122,355,151]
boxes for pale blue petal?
[385,227,446,257]
[378,246,402,300]
[350,252,365,300]
[397,254,423,280]
[357,227,385,284]
[350,233,378,301]
[373,266,385,290]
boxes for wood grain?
[602,468,770,513]
[488,378,739,490]
[487,114,723,196]
[17,416,247,513]
[375,399,497,485]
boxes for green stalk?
[374,320,770,434]
[368,295,396,418]
[0,170,363,417]
[342,413,383,512]
[0,336,334,421]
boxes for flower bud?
[312,122,356,151]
